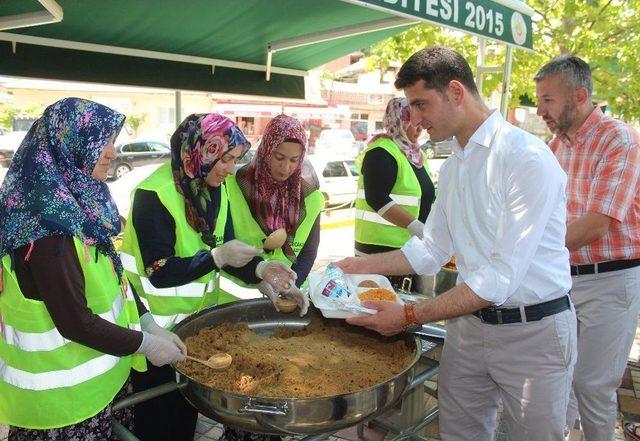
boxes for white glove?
[256,260,296,292]
[282,285,310,317]
[258,280,280,309]
[211,239,262,268]
[136,332,186,367]
[140,312,187,356]
[407,219,425,239]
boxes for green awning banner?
[343,0,533,50]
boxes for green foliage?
[365,0,640,120]
[126,112,147,137]
[0,103,43,130]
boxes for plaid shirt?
[550,108,640,264]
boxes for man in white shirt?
[336,46,577,441]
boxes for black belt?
[570,259,640,276]
[472,295,571,325]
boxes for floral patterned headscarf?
[369,97,423,167]
[236,114,308,262]
[170,113,250,247]
[0,97,125,279]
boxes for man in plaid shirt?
[535,55,640,440]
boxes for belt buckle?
[480,306,502,324]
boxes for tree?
[126,112,147,138]
[365,0,640,120]
[0,103,43,131]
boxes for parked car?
[308,155,359,207]
[314,129,358,158]
[420,137,456,159]
[109,140,171,179]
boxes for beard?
[549,102,578,135]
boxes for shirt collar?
[452,109,502,158]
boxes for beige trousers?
[566,265,640,441]
[438,307,577,441]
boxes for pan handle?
[239,398,288,416]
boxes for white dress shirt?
[402,110,571,307]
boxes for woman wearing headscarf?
[220,115,322,439]
[221,114,322,316]
[120,113,295,441]
[0,98,184,440]
[354,97,435,290]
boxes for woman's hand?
[211,240,262,268]
[140,312,187,355]
[281,286,310,316]
[256,260,296,291]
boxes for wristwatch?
[403,303,420,331]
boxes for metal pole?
[175,90,182,127]
[112,381,182,411]
[500,44,514,117]
[113,420,141,441]
[476,38,486,94]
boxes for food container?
[308,272,404,319]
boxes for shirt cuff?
[401,236,439,275]
[463,265,511,305]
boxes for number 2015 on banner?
[464,2,503,36]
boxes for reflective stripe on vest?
[135,294,193,329]
[2,295,124,352]
[356,189,420,208]
[0,354,120,391]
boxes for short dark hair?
[534,55,592,97]
[394,46,479,96]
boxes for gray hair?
[534,55,592,96]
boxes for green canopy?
[0,0,533,99]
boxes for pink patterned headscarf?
[242,114,307,237]
[369,97,423,167]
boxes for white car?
[314,129,358,158]
[107,164,162,219]
[308,155,359,207]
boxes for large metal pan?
[171,298,422,435]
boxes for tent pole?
[500,45,514,117]
[476,38,486,95]
[175,91,182,128]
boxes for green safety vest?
[355,138,429,249]
[0,237,145,430]
[218,174,324,301]
[120,162,227,329]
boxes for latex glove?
[136,332,186,366]
[140,312,187,356]
[256,260,296,292]
[211,239,262,268]
[281,285,310,317]
[407,219,425,239]
[258,280,280,310]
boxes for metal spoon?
[185,353,232,370]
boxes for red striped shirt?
[550,108,640,264]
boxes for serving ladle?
[185,352,232,370]
[263,228,287,251]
